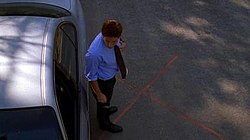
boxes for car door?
[53,22,79,140]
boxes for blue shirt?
[85,33,120,81]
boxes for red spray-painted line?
[97,54,178,140]
[144,94,225,140]
[113,54,178,123]
[117,78,137,90]
[115,53,225,139]
[99,53,225,140]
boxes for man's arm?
[85,53,107,103]
[89,80,107,103]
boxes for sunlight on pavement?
[194,1,207,6]
[197,94,250,137]
[159,19,215,46]
[160,21,199,40]
[185,17,210,27]
[217,79,247,96]
[195,58,219,69]
[231,0,250,9]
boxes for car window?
[54,23,79,140]
[0,107,63,140]
[54,23,77,85]
[0,3,70,18]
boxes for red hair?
[101,19,123,37]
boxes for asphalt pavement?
[81,0,250,140]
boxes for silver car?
[0,0,90,139]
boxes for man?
[85,19,126,133]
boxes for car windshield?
[0,3,70,18]
[0,107,63,140]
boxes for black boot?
[100,121,123,133]
[98,107,123,133]
[108,106,118,115]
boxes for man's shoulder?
[91,33,103,46]
[88,34,105,55]
[87,44,103,56]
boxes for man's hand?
[97,92,107,103]
[90,80,107,103]
[119,39,126,52]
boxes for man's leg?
[96,77,123,133]
[97,77,117,113]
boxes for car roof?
[0,16,50,109]
[0,0,71,11]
